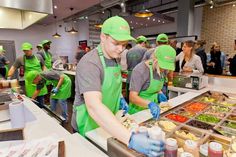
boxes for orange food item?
[166,113,189,123]
[184,102,208,113]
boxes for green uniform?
[24,55,47,97]
[75,45,122,136]
[128,61,164,114]
[44,51,52,69]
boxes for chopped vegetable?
[166,113,189,123]
[196,114,221,124]
[184,102,208,113]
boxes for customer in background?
[176,40,204,74]
[120,43,132,71]
[37,40,53,70]
[142,33,169,60]
[126,36,148,102]
[229,39,236,76]
[207,42,225,75]
[170,39,182,72]
[8,42,47,108]
[195,40,207,73]
[75,46,86,64]
[85,46,91,53]
[0,47,10,78]
[26,70,71,121]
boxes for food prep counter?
[0,93,107,157]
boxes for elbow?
[129,91,137,104]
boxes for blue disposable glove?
[128,132,165,157]
[51,87,59,94]
[119,97,129,115]
[148,102,161,119]
[158,93,167,103]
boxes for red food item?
[184,102,208,113]
[121,73,128,78]
[166,113,188,123]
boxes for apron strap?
[149,60,154,80]
[97,45,107,69]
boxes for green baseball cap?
[156,33,168,43]
[101,16,135,41]
[41,40,52,45]
[21,42,33,51]
[26,71,40,84]
[136,35,147,43]
[155,45,176,71]
[37,44,43,48]
[0,47,6,52]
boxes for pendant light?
[66,8,78,34]
[134,5,153,18]
[52,16,61,38]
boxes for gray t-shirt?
[0,55,8,68]
[71,48,119,130]
[37,51,52,60]
[129,61,162,92]
[126,45,147,71]
[13,54,45,69]
[142,48,155,61]
[36,70,61,90]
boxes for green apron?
[75,45,122,136]
[41,74,71,99]
[24,55,48,97]
[128,61,165,114]
[44,51,52,69]
[5,65,9,78]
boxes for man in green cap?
[8,42,47,108]
[128,45,176,116]
[37,40,53,69]
[36,44,43,52]
[0,47,10,78]
[71,16,164,156]
[126,35,148,101]
[26,70,71,121]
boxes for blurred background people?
[176,40,204,74]
[0,47,10,78]
[195,40,207,73]
[207,42,226,75]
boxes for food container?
[203,134,231,151]
[195,114,221,124]
[183,140,199,157]
[199,143,208,157]
[184,102,208,113]
[164,138,178,157]
[148,126,165,141]
[227,114,236,122]
[186,120,214,130]
[165,113,189,123]
[215,126,236,138]
[1,80,9,88]
[180,152,194,157]
[172,126,203,147]
[222,120,236,130]
[208,142,223,157]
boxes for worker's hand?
[51,87,59,94]
[128,132,165,156]
[158,93,167,103]
[148,102,160,119]
[119,97,129,115]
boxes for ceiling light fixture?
[233,4,236,7]
[153,18,155,21]
[65,8,78,34]
[52,16,61,38]
[147,17,150,20]
[134,5,153,18]
[54,5,57,9]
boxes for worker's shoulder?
[133,61,147,72]
[78,48,101,67]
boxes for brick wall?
[201,4,236,56]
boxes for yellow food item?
[175,130,199,141]
[232,143,236,152]
[159,120,176,132]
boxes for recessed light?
[233,4,236,7]
[146,24,148,27]
[130,21,132,23]
[136,22,138,25]
[54,5,57,9]
[158,20,161,22]
[147,17,150,20]
[153,18,155,21]
[210,5,213,9]
[162,21,165,23]
[85,16,88,19]
[102,11,105,14]
[131,27,134,29]
[141,23,143,25]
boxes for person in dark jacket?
[195,40,207,73]
[207,43,223,75]
[229,40,236,76]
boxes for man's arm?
[32,90,41,99]
[129,91,150,108]
[56,75,64,89]
[84,91,131,145]
[8,66,16,78]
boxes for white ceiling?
[37,0,100,25]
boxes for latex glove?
[119,97,129,115]
[148,102,161,119]
[128,132,165,157]
[51,87,59,94]
[158,93,167,103]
